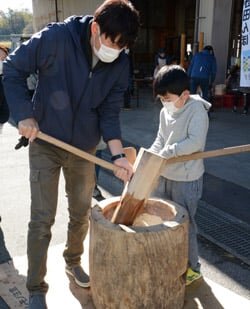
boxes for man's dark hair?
[94,0,140,48]
[154,65,190,96]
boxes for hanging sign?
[240,0,250,87]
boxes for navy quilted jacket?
[3,16,129,150]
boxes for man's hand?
[113,157,133,183]
[18,118,39,142]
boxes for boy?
[149,65,211,285]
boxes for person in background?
[225,65,241,112]
[0,46,12,275]
[225,65,250,115]
[0,45,9,134]
[149,65,211,286]
[3,1,139,308]
[0,216,12,264]
[187,45,217,102]
[241,90,250,115]
[153,48,169,79]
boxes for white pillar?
[198,0,233,83]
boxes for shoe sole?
[65,268,90,288]
[186,275,202,286]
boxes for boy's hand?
[18,118,39,142]
[113,157,133,183]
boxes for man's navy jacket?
[3,16,129,150]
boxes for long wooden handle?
[164,144,250,164]
[37,132,116,172]
[37,132,250,173]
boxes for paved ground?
[0,89,250,307]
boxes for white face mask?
[161,97,180,115]
[93,29,121,63]
[0,61,3,75]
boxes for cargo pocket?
[30,169,40,183]
[29,169,42,211]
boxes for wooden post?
[199,32,204,51]
[180,33,186,67]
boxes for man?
[187,45,217,102]
[0,45,9,133]
[0,217,12,264]
[3,1,139,308]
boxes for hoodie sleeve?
[160,104,209,159]
[2,25,57,123]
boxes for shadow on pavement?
[67,273,225,309]
[66,273,95,308]
[184,278,224,309]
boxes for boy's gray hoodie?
[149,95,211,181]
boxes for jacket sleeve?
[98,58,129,142]
[2,26,57,123]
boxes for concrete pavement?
[0,89,250,307]
[1,242,250,308]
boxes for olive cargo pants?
[27,141,95,293]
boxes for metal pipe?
[55,0,59,22]
[193,0,200,55]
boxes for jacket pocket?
[30,169,39,182]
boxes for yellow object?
[186,267,202,286]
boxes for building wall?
[211,0,233,83]
[199,0,215,45]
[32,0,102,31]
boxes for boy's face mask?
[160,96,181,115]
[93,27,122,63]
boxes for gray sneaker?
[65,265,90,288]
[29,294,47,309]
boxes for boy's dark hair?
[154,65,190,96]
[94,0,140,48]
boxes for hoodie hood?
[187,94,211,111]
